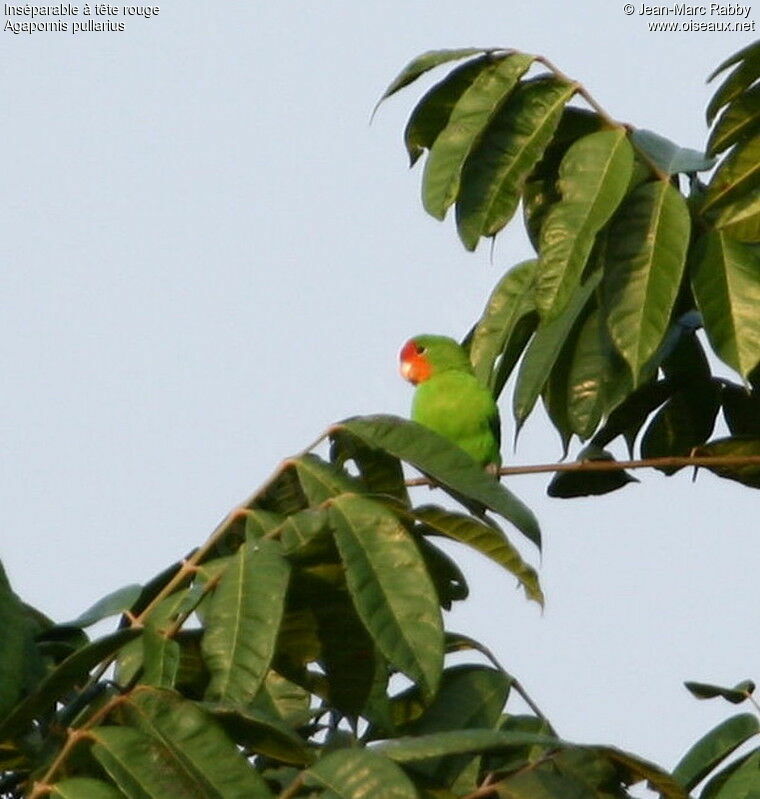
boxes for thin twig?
[404,453,760,486]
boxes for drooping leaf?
[513,272,601,430]
[491,312,540,401]
[412,505,543,605]
[639,380,721,474]
[59,584,142,629]
[693,437,760,488]
[547,445,638,498]
[691,231,760,379]
[593,746,688,798]
[456,76,576,250]
[330,494,443,699]
[332,415,541,548]
[630,128,716,174]
[0,628,140,742]
[306,748,418,799]
[685,679,756,704]
[703,132,760,213]
[672,713,760,792]
[422,53,535,220]
[706,39,760,124]
[202,538,290,706]
[536,128,634,320]
[0,562,29,719]
[713,190,760,243]
[378,48,489,106]
[416,535,469,610]
[249,462,308,515]
[469,259,538,388]
[592,379,674,449]
[707,84,760,156]
[601,180,691,383]
[404,56,494,166]
[700,748,760,799]
[722,383,760,436]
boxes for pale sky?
[2,0,757,781]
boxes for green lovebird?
[399,334,501,470]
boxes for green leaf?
[630,128,716,174]
[378,48,488,106]
[703,132,760,213]
[491,313,540,401]
[708,84,760,156]
[536,129,634,320]
[412,505,543,605]
[422,53,535,220]
[713,190,760,243]
[0,562,29,718]
[293,453,362,504]
[514,272,601,429]
[640,380,721,474]
[547,445,638,498]
[493,766,594,799]
[404,56,494,166]
[594,745,688,798]
[673,713,760,791]
[142,626,180,689]
[277,507,334,559]
[691,232,760,378]
[59,584,142,628]
[685,679,756,704]
[0,628,140,742]
[469,259,538,388]
[250,462,308,515]
[50,778,125,799]
[722,384,760,436]
[706,40,760,124]
[330,494,443,699]
[333,415,541,548]
[592,379,673,449]
[456,76,576,250]
[119,687,273,798]
[602,180,691,383]
[416,536,469,610]
[202,538,290,705]
[701,748,760,799]
[694,437,760,488]
[306,748,418,799]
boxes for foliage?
[1,40,759,799]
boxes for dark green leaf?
[469,259,538,388]
[685,680,756,704]
[630,129,716,174]
[701,748,760,799]
[672,713,760,791]
[249,462,308,515]
[706,40,760,123]
[491,313,540,401]
[602,180,691,383]
[547,445,638,498]
[416,536,469,610]
[50,778,125,799]
[412,505,542,605]
[640,380,721,473]
[722,384,760,436]
[404,56,494,166]
[293,454,362,504]
[456,76,576,250]
[536,129,634,320]
[592,379,674,449]
[202,539,290,705]
[59,584,142,629]
[694,437,760,488]
[306,748,418,799]
[333,415,541,548]
[691,232,760,378]
[514,272,601,429]
[378,48,489,106]
[0,628,140,742]
[594,745,688,798]
[494,766,595,799]
[0,562,29,719]
[330,494,443,699]
[142,627,180,689]
[708,85,760,156]
[423,53,535,220]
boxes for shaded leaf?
[50,778,125,799]
[536,129,634,320]
[548,445,638,498]
[685,679,756,704]
[701,748,760,799]
[691,232,760,378]
[703,132,760,213]
[594,745,688,798]
[142,626,180,689]
[456,76,576,250]
[602,180,691,383]
[706,40,760,124]
[722,383,760,436]
[330,494,443,699]
[333,415,541,548]
[59,584,142,629]
[713,190,760,243]
[0,562,29,719]
[592,379,674,449]
[694,437,760,488]
[673,713,760,791]
[412,505,543,605]
[202,538,290,705]
[630,128,715,174]
[422,53,535,220]
[707,84,760,156]
[306,748,418,799]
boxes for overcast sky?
[2,0,757,782]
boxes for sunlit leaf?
[707,84,760,155]
[713,190,760,243]
[703,132,760,213]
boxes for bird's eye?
[416,345,426,355]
